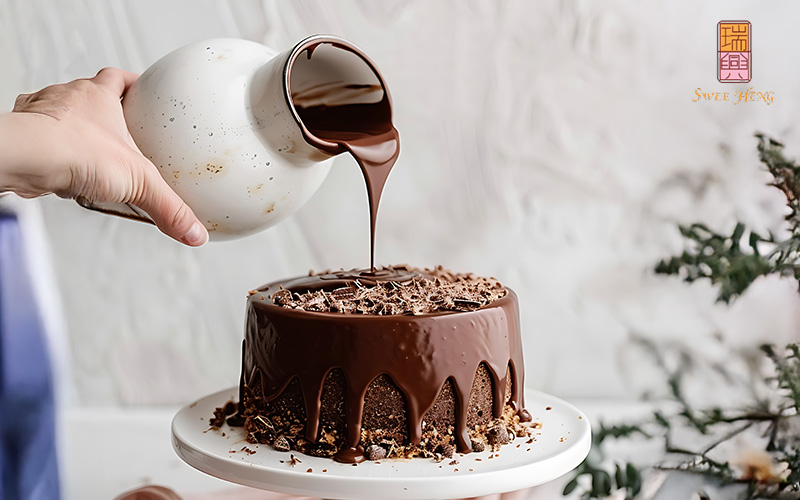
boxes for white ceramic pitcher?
[78,35,391,241]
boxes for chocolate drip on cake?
[239,267,528,463]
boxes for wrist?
[0,112,74,197]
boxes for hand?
[0,68,208,246]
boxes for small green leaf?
[653,411,670,428]
[591,470,612,496]
[732,223,745,247]
[626,463,642,497]
[562,478,579,496]
[614,463,625,489]
[748,231,763,254]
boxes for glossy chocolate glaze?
[240,269,527,463]
[289,43,399,271]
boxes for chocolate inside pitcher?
[286,41,399,271]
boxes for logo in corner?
[718,21,751,83]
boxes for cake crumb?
[210,400,237,428]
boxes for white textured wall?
[1,0,799,407]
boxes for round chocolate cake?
[231,266,531,463]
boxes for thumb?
[132,160,209,247]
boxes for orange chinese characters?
[718,21,751,83]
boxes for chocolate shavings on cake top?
[271,266,507,315]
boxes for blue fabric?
[0,214,60,500]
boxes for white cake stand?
[172,388,591,500]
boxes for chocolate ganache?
[237,267,530,463]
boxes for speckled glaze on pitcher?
[81,35,390,241]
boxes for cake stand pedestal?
[172,388,591,500]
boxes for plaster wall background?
[0,0,797,408]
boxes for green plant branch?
[656,134,800,303]
[564,135,800,499]
[700,422,754,456]
[565,344,800,499]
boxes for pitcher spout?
[249,34,394,165]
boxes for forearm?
[0,112,73,198]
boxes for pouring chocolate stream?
[289,43,399,272]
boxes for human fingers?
[92,67,140,97]
[128,155,208,246]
